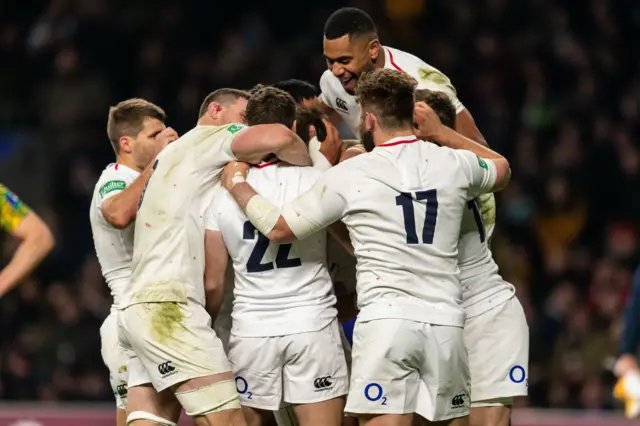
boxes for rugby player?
[220,69,511,426]
[90,98,179,426]
[117,88,312,426]
[415,90,528,426]
[205,87,347,426]
[0,184,54,297]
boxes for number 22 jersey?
[206,162,337,337]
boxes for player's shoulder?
[319,69,346,100]
[385,46,458,95]
[96,163,138,190]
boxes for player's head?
[356,69,418,152]
[323,8,381,95]
[272,79,321,109]
[106,98,167,169]
[246,87,297,129]
[198,88,250,126]
[415,89,457,129]
[295,107,328,145]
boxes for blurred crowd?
[0,0,639,410]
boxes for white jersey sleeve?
[193,123,244,170]
[95,166,137,211]
[319,71,335,110]
[452,150,497,199]
[205,204,220,232]
[284,165,348,240]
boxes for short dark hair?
[246,87,296,129]
[107,99,166,154]
[272,79,319,104]
[198,88,250,118]
[415,89,457,129]
[324,7,377,40]
[249,84,266,96]
[356,69,417,130]
[295,107,327,145]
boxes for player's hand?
[221,161,250,191]
[414,101,444,141]
[156,127,179,148]
[317,119,343,166]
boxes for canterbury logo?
[314,376,333,389]
[451,393,465,407]
[158,361,176,376]
[335,98,348,111]
[116,383,128,397]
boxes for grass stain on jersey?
[149,302,185,344]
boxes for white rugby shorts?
[464,296,529,405]
[101,311,131,409]
[118,301,232,392]
[228,319,349,410]
[345,319,470,422]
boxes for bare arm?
[231,124,311,166]
[0,211,54,296]
[327,222,354,257]
[455,109,488,147]
[101,164,155,229]
[317,98,344,127]
[203,230,228,320]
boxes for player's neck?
[116,155,143,173]
[374,128,415,147]
[198,115,223,127]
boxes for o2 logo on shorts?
[509,365,527,387]
[235,376,253,399]
[364,383,387,405]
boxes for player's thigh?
[357,413,413,426]
[293,396,345,426]
[101,312,130,409]
[464,296,528,404]
[273,406,299,426]
[120,301,232,392]
[282,319,349,406]
[242,406,275,426]
[415,325,469,423]
[469,404,510,426]
[345,319,423,416]
[228,333,284,411]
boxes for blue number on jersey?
[467,199,485,243]
[242,221,301,273]
[395,189,439,244]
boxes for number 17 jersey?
[206,162,337,338]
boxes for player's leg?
[345,319,424,426]
[101,312,131,426]
[127,384,182,426]
[414,324,470,426]
[464,297,528,426]
[281,319,348,426]
[226,332,285,426]
[273,406,299,426]
[121,302,245,426]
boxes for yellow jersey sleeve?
[0,184,30,233]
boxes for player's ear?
[119,136,133,154]
[365,112,376,132]
[368,39,381,62]
[207,102,222,119]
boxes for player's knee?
[175,379,241,417]
[126,411,177,426]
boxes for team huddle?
[89,8,528,426]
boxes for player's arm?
[339,144,366,163]
[0,189,54,297]
[203,229,228,320]
[101,163,155,229]
[455,109,488,147]
[415,101,510,191]
[617,266,640,371]
[221,162,348,244]
[231,124,311,166]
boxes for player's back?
[211,162,337,337]
[122,124,242,308]
[458,204,515,318]
[339,137,477,327]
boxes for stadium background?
[0,0,638,424]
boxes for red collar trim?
[386,48,404,72]
[255,160,280,169]
[378,137,419,148]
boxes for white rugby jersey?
[458,202,515,318]
[120,123,245,308]
[207,161,337,337]
[89,163,140,309]
[286,136,497,327]
[319,46,464,138]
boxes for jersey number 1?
[396,190,438,244]
[243,221,301,273]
